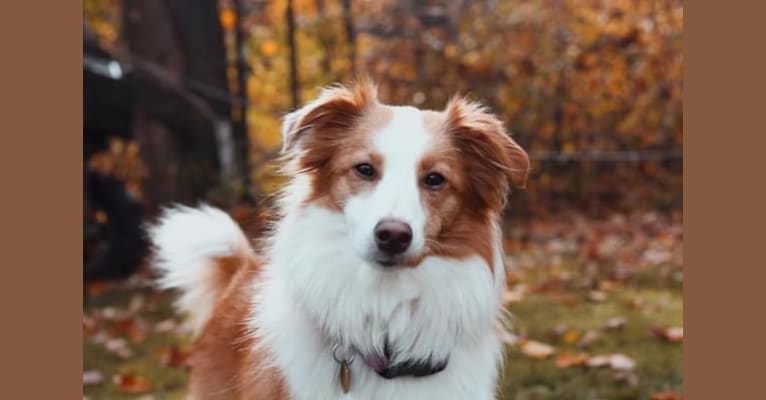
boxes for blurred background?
[83,0,683,399]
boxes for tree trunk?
[232,0,253,202]
[314,0,334,78]
[123,0,195,211]
[341,0,356,77]
[168,0,251,198]
[122,0,247,211]
[286,0,300,109]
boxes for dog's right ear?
[281,80,379,153]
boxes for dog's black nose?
[374,219,412,255]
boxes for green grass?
[500,288,682,400]
[84,272,682,399]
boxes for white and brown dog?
[150,80,530,399]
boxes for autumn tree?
[87,0,683,217]
[119,0,251,211]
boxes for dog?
[150,80,530,399]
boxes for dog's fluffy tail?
[149,205,253,336]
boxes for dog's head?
[280,80,529,269]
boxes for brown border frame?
[685,1,766,399]
[1,2,82,398]
[2,1,765,398]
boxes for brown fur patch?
[285,80,394,209]
[189,255,289,400]
[443,96,530,201]
[210,255,244,295]
[416,98,530,268]
[282,79,380,152]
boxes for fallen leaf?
[577,330,601,348]
[155,346,191,368]
[111,317,147,343]
[100,307,120,320]
[624,298,645,310]
[599,279,621,291]
[555,352,589,368]
[83,314,99,335]
[609,353,636,371]
[88,331,108,345]
[520,340,555,359]
[643,248,672,265]
[585,353,636,371]
[562,330,580,344]
[154,319,179,334]
[113,373,152,394]
[585,354,611,368]
[664,327,683,342]
[83,370,104,386]
[128,295,145,313]
[651,326,683,343]
[86,281,112,298]
[604,316,627,331]
[587,290,608,302]
[105,338,133,359]
[650,391,682,400]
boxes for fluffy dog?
[151,80,529,399]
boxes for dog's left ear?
[445,97,531,190]
[501,131,531,189]
[281,79,379,153]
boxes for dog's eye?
[423,172,446,188]
[354,163,376,179]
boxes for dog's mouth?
[374,255,400,268]
[371,253,423,269]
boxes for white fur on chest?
[251,193,507,399]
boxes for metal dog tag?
[340,361,351,393]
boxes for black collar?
[376,356,449,379]
[362,340,449,379]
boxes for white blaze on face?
[344,106,431,262]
